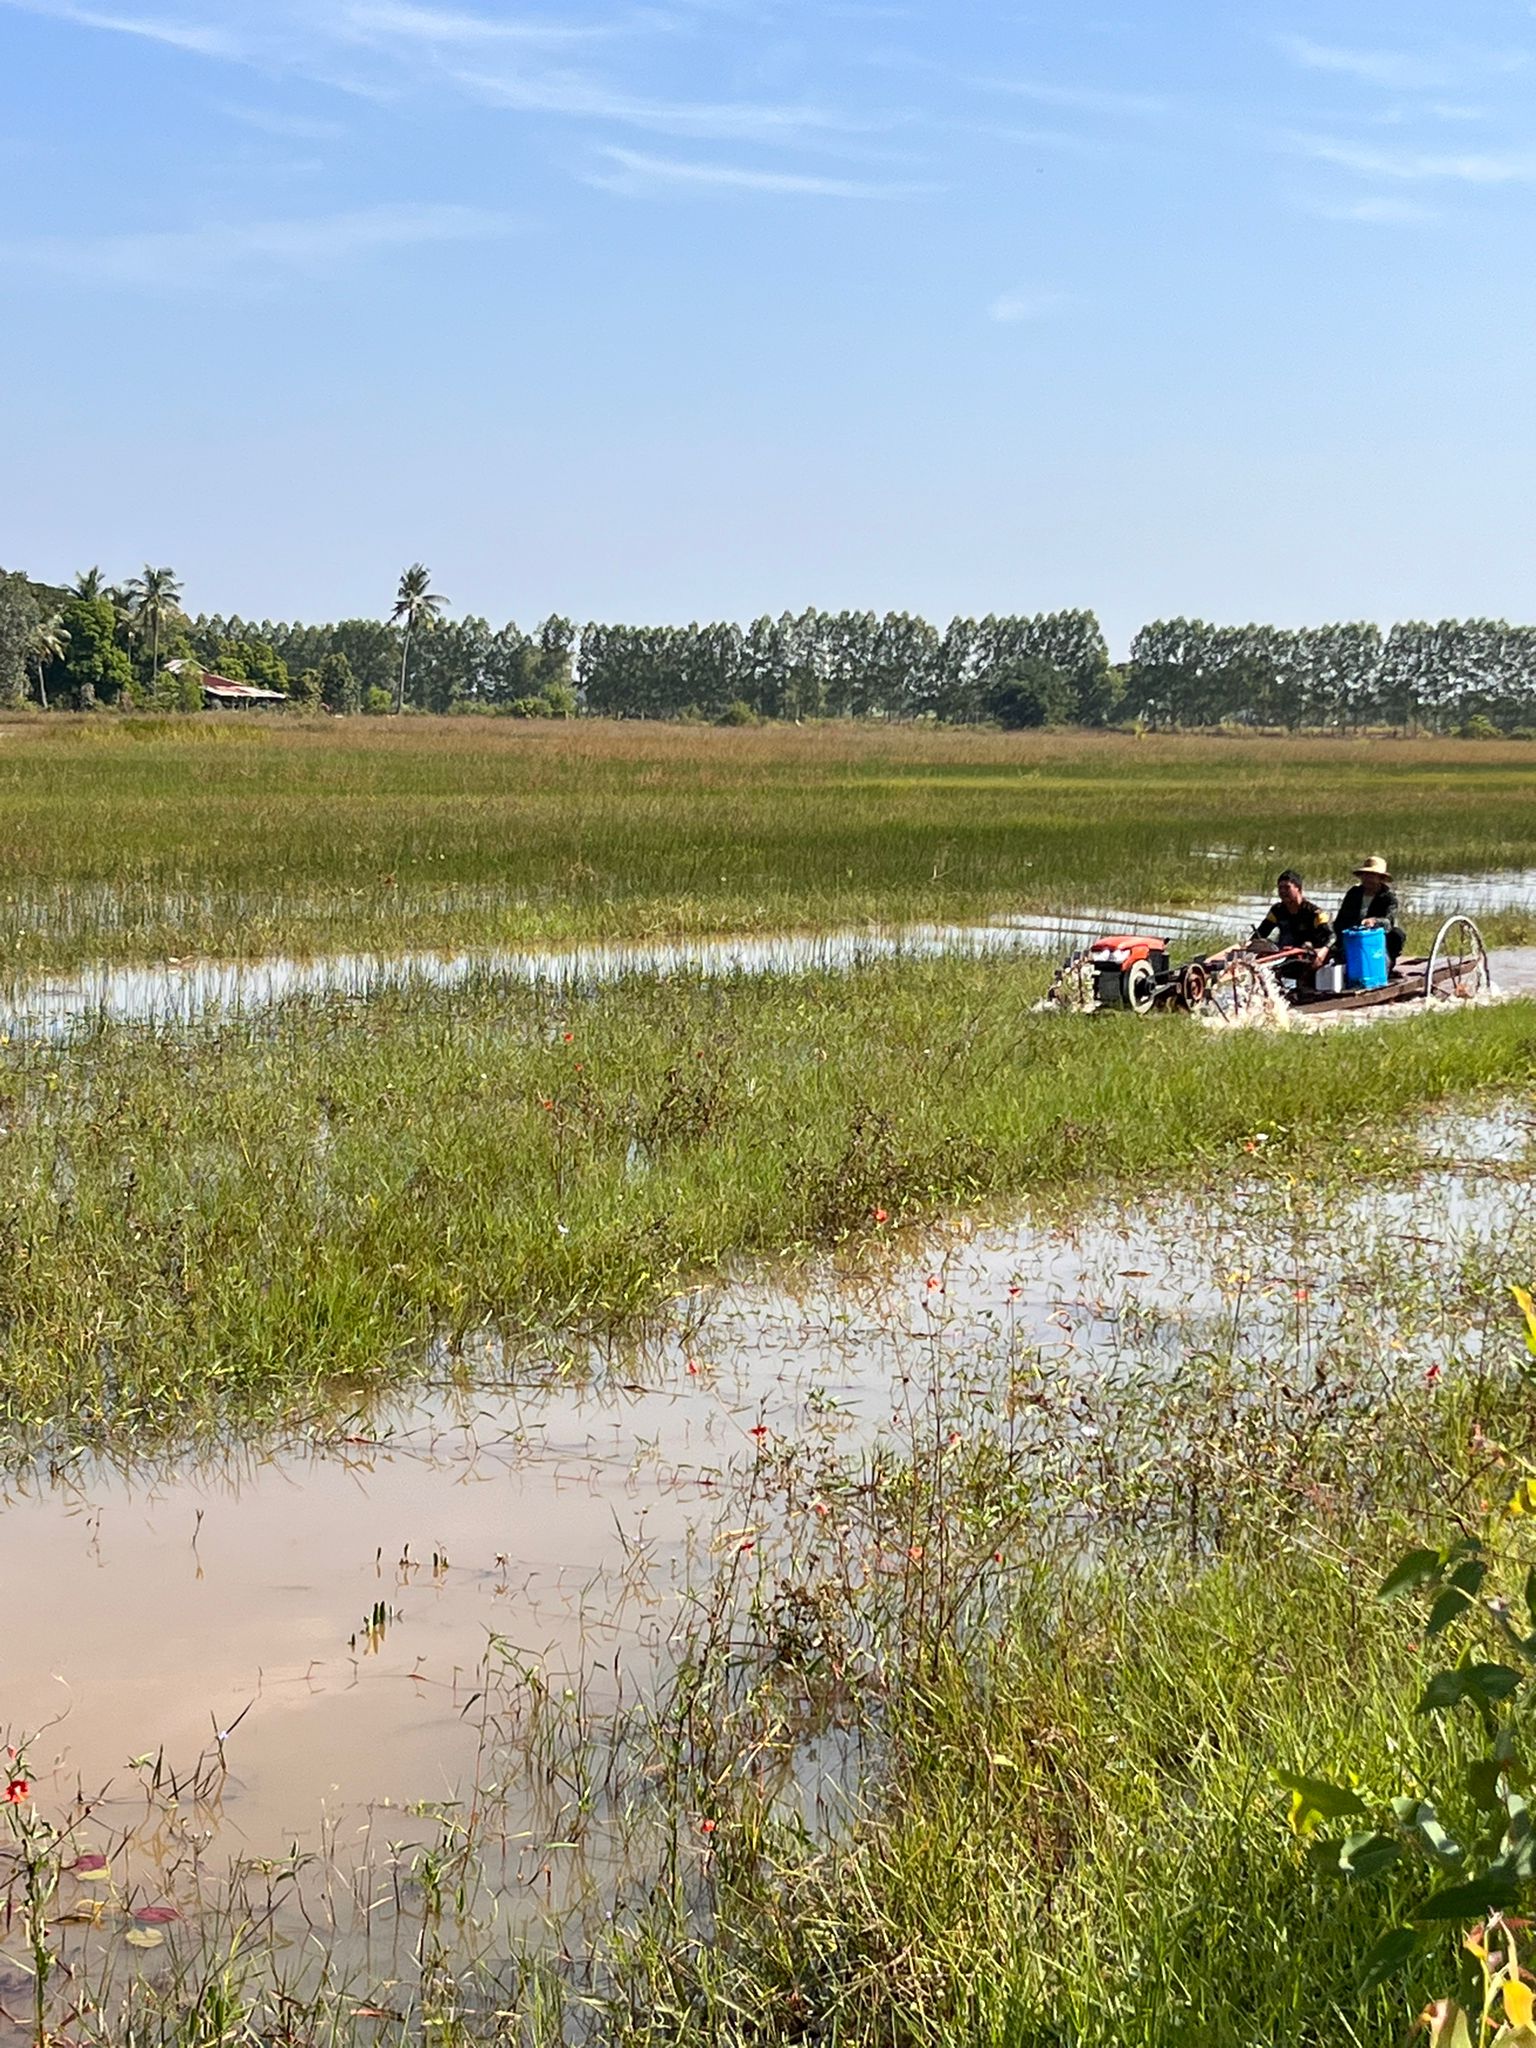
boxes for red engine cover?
[1088,934,1170,963]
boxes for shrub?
[984,657,1074,730]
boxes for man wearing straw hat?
[1334,857,1405,966]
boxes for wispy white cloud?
[459,64,887,145]
[337,2,615,49]
[0,0,650,68]
[0,0,247,57]
[1275,34,1451,93]
[587,142,934,195]
[1304,193,1442,223]
[868,49,1170,121]
[986,75,1170,119]
[3,0,900,154]
[1274,31,1528,94]
[1292,133,1536,183]
[989,286,1069,324]
[958,118,1108,155]
[0,202,517,286]
[219,102,347,141]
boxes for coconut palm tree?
[71,567,106,601]
[124,565,184,692]
[28,613,69,711]
[391,564,447,715]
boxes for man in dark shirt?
[1334,856,1405,965]
[1253,869,1333,965]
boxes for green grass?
[4,719,1536,974]
[7,716,1536,2044]
[632,1543,1469,2047]
[520,1269,1536,2048]
[3,950,1533,1440]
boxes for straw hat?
[1353,855,1391,880]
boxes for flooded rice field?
[4,869,1536,1038]
[4,1122,1532,1902]
[4,876,1536,2029]
[0,910,1228,1039]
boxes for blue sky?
[2,0,1534,648]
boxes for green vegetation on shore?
[12,561,1536,733]
[5,719,1536,2045]
[4,721,1536,976]
[3,951,1533,1441]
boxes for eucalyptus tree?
[391,564,447,715]
[0,572,40,707]
[124,565,184,692]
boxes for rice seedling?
[4,720,1536,974]
[5,1173,1532,2047]
[0,952,1533,1439]
[4,718,1536,2041]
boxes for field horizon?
[4,717,1536,978]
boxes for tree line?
[4,562,1536,733]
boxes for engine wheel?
[1178,961,1210,1010]
[1206,958,1264,1022]
[1122,960,1158,1014]
[1425,916,1490,1002]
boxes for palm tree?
[28,613,69,711]
[71,567,106,601]
[391,564,447,715]
[124,565,184,691]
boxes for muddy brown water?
[4,1138,1533,1889]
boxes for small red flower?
[813,1501,829,1518]
[925,1276,943,1293]
[907,1544,924,1564]
[1007,1284,1022,1301]
[1294,1287,1310,1304]
[749,1424,769,1440]
[1426,1363,1444,1387]
[738,1540,755,1555]
[699,1818,718,1835]
[562,1032,574,1043]
[993,1551,1004,1565]
[540,1098,554,1111]
[686,1357,700,1375]
[872,1206,889,1225]
[4,1779,31,1805]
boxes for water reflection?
[0,912,1218,1038]
[4,1155,1531,1877]
[6,868,1536,1039]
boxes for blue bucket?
[1342,925,1389,990]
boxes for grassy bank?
[3,720,1536,973]
[44,1190,1536,2048]
[3,951,1533,1438]
[592,1231,1536,2048]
